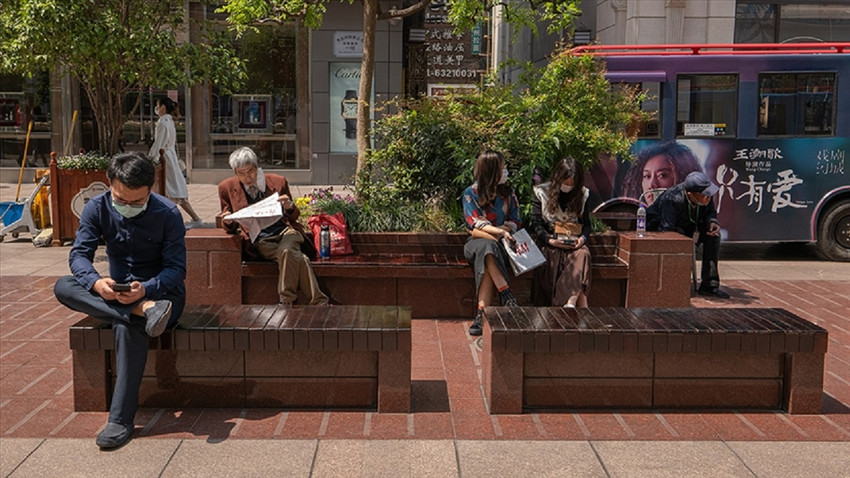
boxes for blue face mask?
[112,198,148,218]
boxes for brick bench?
[69,305,411,412]
[483,307,828,414]
[186,229,694,317]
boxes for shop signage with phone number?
[424,24,482,84]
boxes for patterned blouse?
[462,183,522,232]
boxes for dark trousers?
[54,276,183,425]
[696,232,721,290]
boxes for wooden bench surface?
[483,307,828,354]
[69,304,412,353]
[234,229,627,278]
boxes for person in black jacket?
[646,171,730,298]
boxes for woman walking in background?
[462,150,521,336]
[149,96,202,227]
[531,156,592,308]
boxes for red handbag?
[308,212,354,257]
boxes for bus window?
[758,72,835,136]
[676,74,737,138]
[626,82,661,138]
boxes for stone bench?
[186,229,694,317]
[69,304,411,413]
[483,306,828,414]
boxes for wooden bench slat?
[247,305,276,350]
[191,304,226,351]
[598,307,638,352]
[351,306,372,351]
[320,306,345,351]
[306,307,332,351]
[175,305,214,350]
[215,304,244,351]
[669,309,713,353]
[261,307,288,351]
[292,307,314,351]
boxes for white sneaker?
[185,220,203,229]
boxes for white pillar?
[665,0,686,44]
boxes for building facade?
[1,0,847,184]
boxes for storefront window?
[0,72,52,168]
[120,88,187,158]
[205,21,299,169]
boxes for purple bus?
[573,43,850,261]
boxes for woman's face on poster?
[641,154,676,192]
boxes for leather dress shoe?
[95,422,134,449]
[144,300,172,337]
[697,287,730,299]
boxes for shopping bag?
[500,228,546,275]
[308,212,354,257]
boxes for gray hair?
[228,147,259,170]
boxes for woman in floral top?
[461,150,522,336]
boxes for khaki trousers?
[256,227,329,305]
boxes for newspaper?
[223,192,282,242]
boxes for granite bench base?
[70,305,411,412]
[186,229,694,317]
[483,307,828,414]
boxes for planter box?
[49,155,165,246]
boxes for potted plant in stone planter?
[48,150,164,246]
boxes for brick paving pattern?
[2,276,848,441]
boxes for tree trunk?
[356,0,378,177]
[91,82,131,155]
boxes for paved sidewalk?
[1,182,849,477]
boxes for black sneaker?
[469,310,483,336]
[697,287,730,299]
[95,422,134,449]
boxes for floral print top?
[462,183,521,232]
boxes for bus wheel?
[817,201,850,262]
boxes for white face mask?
[499,167,509,184]
[112,199,148,218]
[560,184,574,194]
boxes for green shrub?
[360,48,648,229]
[56,150,160,170]
[56,151,111,170]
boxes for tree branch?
[377,0,431,20]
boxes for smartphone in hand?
[559,237,577,246]
[112,283,132,292]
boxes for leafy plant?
[298,186,464,233]
[589,213,610,234]
[361,47,648,226]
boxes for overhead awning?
[604,71,667,83]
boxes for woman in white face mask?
[148,96,203,228]
[461,149,522,336]
[530,156,592,308]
